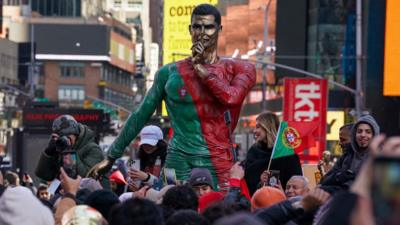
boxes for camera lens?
[55,136,71,151]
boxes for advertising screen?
[383,0,400,96]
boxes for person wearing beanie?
[320,114,380,192]
[36,114,104,181]
[85,189,120,220]
[189,168,215,197]
[251,186,286,211]
[0,186,54,225]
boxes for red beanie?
[251,186,286,211]
[198,191,224,213]
[109,170,127,185]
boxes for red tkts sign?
[283,78,328,162]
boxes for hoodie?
[349,115,380,173]
[0,186,54,225]
[320,115,379,191]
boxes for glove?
[335,169,355,184]
[44,137,57,156]
[87,157,115,179]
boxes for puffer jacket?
[35,124,104,181]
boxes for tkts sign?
[283,78,328,162]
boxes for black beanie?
[84,190,120,220]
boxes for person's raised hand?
[128,168,149,181]
[60,167,81,196]
[87,157,114,179]
[230,162,245,180]
[351,135,400,199]
[300,188,331,212]
[133,185,150,198]
[260,170,269,185]
[44,133,60,156]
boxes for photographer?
[35,115,104,181]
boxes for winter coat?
[255,196,320,225]
[319,115,380,191]
[35,124,104,181]
[244,142,303,196]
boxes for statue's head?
[189,4,222,51]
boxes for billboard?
[163,0,218,65]
[383,0,400,96]
[283,78,328,162]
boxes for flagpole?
[267,122,282,172]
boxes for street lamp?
[260,0,273,111]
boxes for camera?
[55,136,72,152]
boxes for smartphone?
[62,151,77,179]
[267,170,280,187]
[128,159,141,187]
[131,159,141,171]
[371,156,400,224]
[163,168,177,185]
[48,179,61,195]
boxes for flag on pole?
[271,121,319,159]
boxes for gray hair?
[288,175,309,189]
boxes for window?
[58,85,85,101]
[114,0,122,8]
[60,62,85,77]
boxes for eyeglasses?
[189,24,219,31]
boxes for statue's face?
[189,14,221,49]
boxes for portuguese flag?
[271,121,319,160]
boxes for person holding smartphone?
[127,125,167,189]
[244,112,302,196]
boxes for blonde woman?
[244,112,302,195]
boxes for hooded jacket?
[0,186,54,225]
[320,115,380,191]
[36,124,104,181]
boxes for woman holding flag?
[244,112,303,196]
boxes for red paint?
[177,58,256,190]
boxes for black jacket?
[244,142,303,195]
[319,115,380,192]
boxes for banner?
[163,0,218,65]
[283,78,328,162]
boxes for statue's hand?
[191,41,205,64]
[87,157,115,179]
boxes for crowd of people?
[1,111,399,225]
[0,3,398,225]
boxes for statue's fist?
[87,158,114,179]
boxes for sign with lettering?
[23,108,104,128]
[163,0,218,65]
[283,78,327,162]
